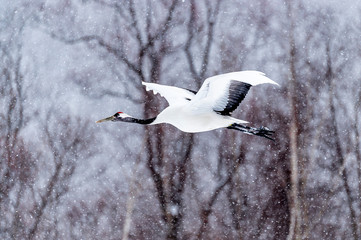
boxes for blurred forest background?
[1,0,361,239]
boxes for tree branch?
[185,0,221,87]
[48,32,141,75]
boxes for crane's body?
[96,71,279,140]
[151,105,246,133]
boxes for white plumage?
[97,71,279,140]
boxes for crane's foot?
[227,123,275,141]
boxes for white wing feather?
[190,71,278,113]
[206,71,278,86]
[142,82,195,106]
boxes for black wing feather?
[184,88,197,101]
[215,81,251,116]
[185,88,197,95]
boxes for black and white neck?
[113,112,156,125]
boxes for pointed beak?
[95,115,115,123]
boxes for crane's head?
[96,112,132,123]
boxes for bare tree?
[27,111,95,239]
[42,1,223,239]
[1,0,359,239]
[284,1,302,239]
[185,0,221,86]
[0,3,37,239]
[324,41,358,240]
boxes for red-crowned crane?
[96,71,279,140]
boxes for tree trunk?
[325,44,358,240]
[286,1,301,239]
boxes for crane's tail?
[227,123,275,141]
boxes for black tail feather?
[227,123,275,141]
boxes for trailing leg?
[227,123,275,141]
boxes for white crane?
[96,71,279,140]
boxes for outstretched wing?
[190,71,278,115]
[142,82,196,106]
